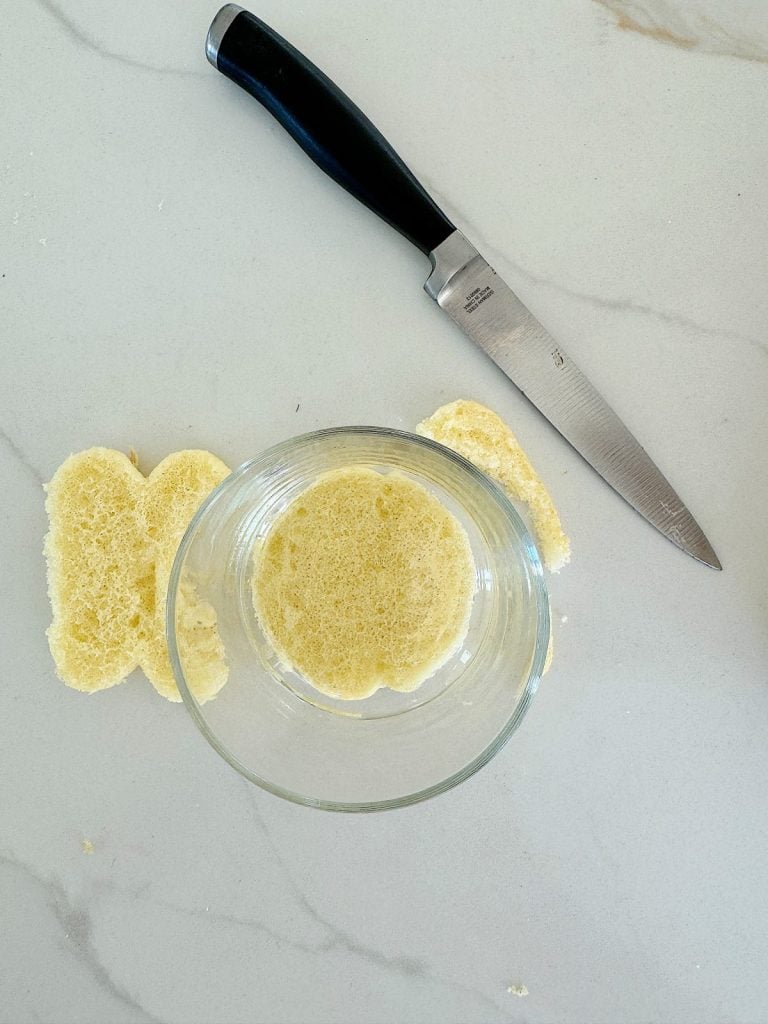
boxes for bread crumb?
[81,839,94,855]
[417,399,570,572]
[507,984,529,997]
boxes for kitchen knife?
[205,5,720,570]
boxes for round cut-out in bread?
[252,467,476,700]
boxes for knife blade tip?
[687,531,722,571]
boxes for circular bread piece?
[252,466,475,700]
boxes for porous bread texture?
[252,467,476,700]
[45,449,145,690]
[140,450,231,700]
[44,448,230,702]
[417,400,571,572]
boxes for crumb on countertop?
[507,984,529,997]
[81,838,94,855]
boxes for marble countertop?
[3,2,767,1022]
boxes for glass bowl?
[167,427,549,811]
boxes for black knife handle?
[206,5,455,255]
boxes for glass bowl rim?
[166,425,551,812]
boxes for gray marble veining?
[34,0,206,77]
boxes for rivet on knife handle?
[206,4,454,254]
[205,5,720,570]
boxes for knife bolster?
[425,231,480,300]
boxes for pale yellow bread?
[138,451,231,700]
[417,400,570,572]
[252,467,475,700]
[45,449,146,691]
[45,448,230,702]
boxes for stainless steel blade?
[425,231,720,569]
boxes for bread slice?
[417,399,571,572]
[45,449,146,691]
[139,451,231,701]
[45,448,230,702]
[252,467,475,700]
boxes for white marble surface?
[2,1,767,1021]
